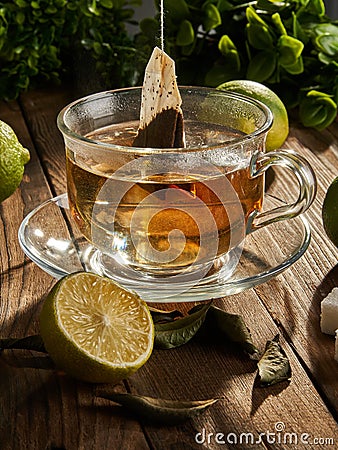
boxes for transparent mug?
[57,87,316,292]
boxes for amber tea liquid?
[66,122,264,272]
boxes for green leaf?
[204,305,259,357]
[256,0,286,13]
[176,19,195,46]
[15,11,25,25]
[93,41,104,55]
[154,302,211,349]
[0,335,47,353]
[257,335,291,386]
[139,18,158,38]
[310,23,338,37]
[318,52,335,65]
[278,35,304,66]
[164,0,189,22]
[217,35,241,72]
[292,12,308,43]
[271,12,286,36]
[205,62,239,86]
[217,0,232,13]
[27,55,38,69]
[246,23,274,50]
[218,34,235,55]
[246,5,268,27]
[14,45,25,55]
[100,0,114,8]
[307,0,325,16]
[88,0,100,16]
[45,5,57,14]
[299,90,337,130]
[316,34,338,57]
[282,55,304,74]
[247,51,277,81]
[15,0,28,6]
[95,390,219,425]
[202,2,221,32]
[181,40,196,56]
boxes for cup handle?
[247,149,317,233]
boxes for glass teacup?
[57,87,316,292]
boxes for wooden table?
[0,85,337,449]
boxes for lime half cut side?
[40,272,154,383]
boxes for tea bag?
[133,47,185,148]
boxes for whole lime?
[217,80,289,151]
[0,120,30,202]
[322,176,338,247]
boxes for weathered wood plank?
[253,123,338,415]
[0,94,150,450]
[19,86,75,196]
[1,84,336,450]
[127,290,337,449]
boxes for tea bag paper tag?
[133,47,185,148]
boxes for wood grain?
[0,85,337,449]
[0,92,149,450]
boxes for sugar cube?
[320,288,338,335]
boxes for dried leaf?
[154,302,211,349]
[0,335,46,353]
[257,334,291,386]
[148,306,183,324]
[204,305,259,357]
[96,390,219,425]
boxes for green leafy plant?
[1,0,337,130]
[134,0,338,130]
[0,0,140,100]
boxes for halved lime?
[40,272,154,383]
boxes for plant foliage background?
[0,0,141,99]
[0,0,337,129]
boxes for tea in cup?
[57,87,316,289]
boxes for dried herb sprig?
[0,335,46,353]
[95,389,219,425]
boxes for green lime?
[40,272,154,384]
[217,80,289,151]
[322,176,338,247]
[0,120,30,202]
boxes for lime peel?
[0,119,30,202]
[217,80,289,151]
[322,176,338,248]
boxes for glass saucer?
[18,193,311,303]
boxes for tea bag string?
[160,0,164,51]
[132,3,185,148]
